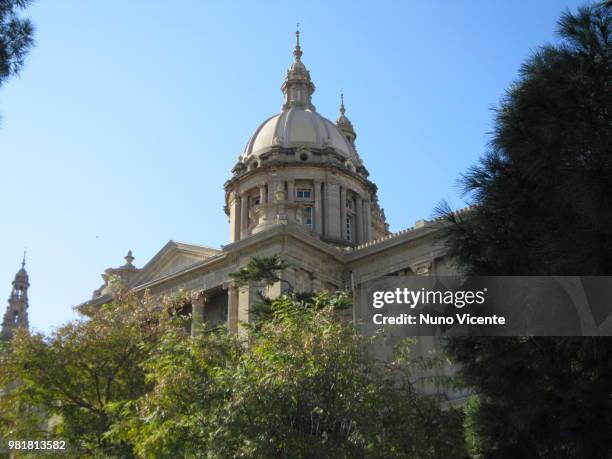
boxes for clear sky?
[0,0,587,334]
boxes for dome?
[243,106,357,160]
[14,268,28,283]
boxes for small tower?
[336,92,356,146]
[1,253,30,340]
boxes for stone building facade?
[76,32,463,401]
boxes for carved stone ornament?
[274,183,286,202]
[410,261,432,275]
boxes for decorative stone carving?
[411,261,432,276]
[274,183,286,202]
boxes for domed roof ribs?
[239,30,360,162]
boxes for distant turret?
[1,253,30,340]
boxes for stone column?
[191,293,206,338]
[226,283,239,333]
[283,266,297,293]
[340,187,347,241]
[322,182,328,237]
[355,195,363,244]
[287,180,295,203]
[237,282,263,335]
[314,180,322,235]
[326,183,341,239]
[364,200,372,241]
[258,184,266,203]
[240,193,248,239]
[230,194,241,242]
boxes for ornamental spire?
[336,91,356,144]
[123,250,135,267]
[294,23,302,61]
[281,26,316,110]
[1,255,30,340]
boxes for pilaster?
[229,194,241,242]
[226,283,239,333]
[314,180,322,235]
[326,183,341,239]
[191,293,207,338]
[364,200,372,241]
[355,195,363,244]
[340,186,347,241]
[240,193,248,239]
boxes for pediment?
[130,240,221,287]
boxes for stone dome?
[242,106,357,160]
[14,268,28,281]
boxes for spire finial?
[21,249,26,269]
[340,90,346,115]
[124,250,135,267]
[293,23,302,61]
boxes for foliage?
[438,4,612,458]
[0,290,178,458]
[448,337,612,458]
[117,291,466,458]
[0,0,34,89]
[228,254,291,289]
[1,286,464,458]
[249,287,352,324]
[438,3,612,276]
[229,254,308,321]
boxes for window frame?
[296,188,313,201]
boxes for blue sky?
[0,0,586,334]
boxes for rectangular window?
[346,215,354,242]
[296,188,312,200]
[304,206,313,227]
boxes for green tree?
[120,291,466,458]
[229,255,305,321]
[439,3,611,276]
[0,290,179,458]
[229,254,292,290]
[0,0,34,118]
[438,3,612,457]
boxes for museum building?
[3,31,466,401]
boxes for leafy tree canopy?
[0,0,34,89]
[0,290,179,458]
[1,284,464,458]
[439,4,612,457]
[439,3,611,276]
[229,254,290,289]
[116,291,466,458]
